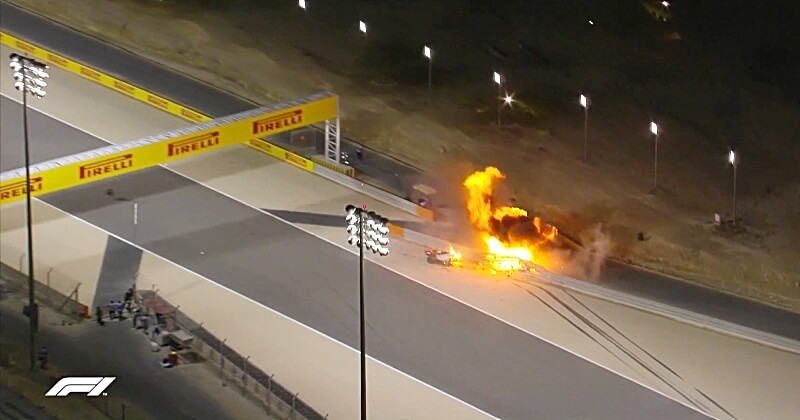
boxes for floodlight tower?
[9,53,49,372]
[345,205,390,420]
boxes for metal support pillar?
[324,97,341,163]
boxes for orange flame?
[463,167,559,272]
[449,245,463,266]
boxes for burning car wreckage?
[425,166,561,275]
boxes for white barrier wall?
[137,251,490,420]
[0,199,108,306]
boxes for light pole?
[9,53,49,372]
[650,121,659,191]
[345,205,390,420]
[423,46,433,92]
[493,71,503,126]
[132,201,139,243]
[580,93,591,162]
[729,149,738,225]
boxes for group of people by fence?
[94,285,137,326]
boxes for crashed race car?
[425,246,463,267]
[426,246,537,276]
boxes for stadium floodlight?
[8,52,50,373]
[343,204,391,419]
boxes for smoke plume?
[557,224,612,281]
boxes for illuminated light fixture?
[359,20,367,35]
[650,121,661,191]
[728,148,739,225]
[344,203,392,418]
[8,52,50,371]
[493,72,504,126]
[298,0,306,9]
[580,93,591,161]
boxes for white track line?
[2,92,709,418]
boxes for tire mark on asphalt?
[515,280,711,415]
[511,283,639,375]
[695,388,737,420]
[559,288,736,420]
[561,289,683,380]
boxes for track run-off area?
[1,37,800,420]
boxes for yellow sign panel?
[0,32,211,124]
[0,96,335,204]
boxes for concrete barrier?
[311,164,434,221]
[0,200,107,308]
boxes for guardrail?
[310,155,355,177]
[138,290,327,420]
[312,163,434,220]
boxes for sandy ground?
[4,0,800,312]
[0,199,106,307]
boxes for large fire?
[463,166,558,273]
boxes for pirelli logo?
[14,40,35,54]
[248,139,273,155]
[147,95,169,110]
[47,53,69,68]
[284,152,308,168]
[79,66,102,81]
[79,154,134,179]
[113,80,135,95]
[252,110,303,135]
[167,131,220,157]
[0,177,44,201]
[180,108,205,123]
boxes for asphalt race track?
[0,94,704,418]
[2,1,798,344]
[0,96,102,171]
